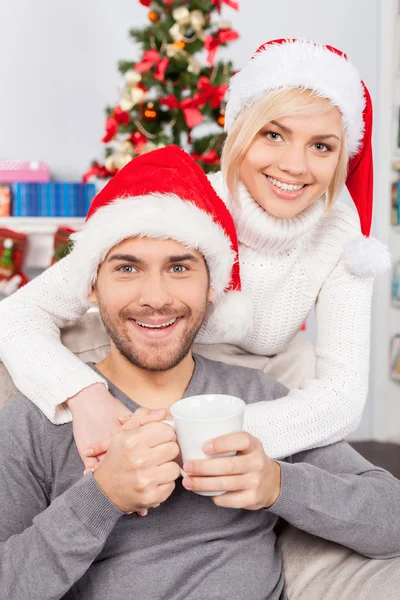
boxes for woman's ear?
[87,287,98,304]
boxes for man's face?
[89,237,214,372]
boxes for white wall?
[1,0,390,438]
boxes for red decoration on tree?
[160,94,203,129]
[114,106,131,125]
[130,131,147,148]
[82,162,114,183]
[139,0,151,6]
[204,29,240,65]
[195,76,228,108]
[212,0,239,13]
[135,50,169,82]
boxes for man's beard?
[97,296,208,372]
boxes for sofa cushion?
[279,525,400,599]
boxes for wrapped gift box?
[0,160,50,183]
[11,182,96,217]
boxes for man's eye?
[170,265,187,273]
[118,265,136,273]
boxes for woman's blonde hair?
[221,88,348,209]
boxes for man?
[1,146,400,600]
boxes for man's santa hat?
[68,145,252,341]
[225,38,390,277]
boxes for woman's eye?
[170,265,187,273]
[265,131,283,142]
[313,143,330,153]
[118,265,136,273]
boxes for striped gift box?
[11,182,96,217]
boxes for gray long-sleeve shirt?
[1,354,400,600]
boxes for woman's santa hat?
[68,145,252,341]
[225,38,390,277]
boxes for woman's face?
[239,100,343,219]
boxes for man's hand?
[181,432,281,510]
[67,383,133,472]
[93,420,180,513]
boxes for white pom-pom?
[342,236,392,278]
[206,290,253,342]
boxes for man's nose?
[137,274,173,309]
[277,145,308,177]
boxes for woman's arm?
[0,255,107,423]
[243,259,374,459]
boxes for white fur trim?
[343,236,392,278]
[225,40,365,157]
[206,290,253,341]
[68,194,236,302]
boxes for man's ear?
[87,286,98,304]
[207,287,216,303]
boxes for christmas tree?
[84,0,239,182]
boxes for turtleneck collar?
[211,173,327,253]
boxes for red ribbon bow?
[211,0,239,13]
[191,150,221,166]
[160,94,203,129]
[82,162,113,183]
[204,29,239,65]
[135,50,169,82]
[101,107,131,143]
[195,76,228,108]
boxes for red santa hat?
[225,38,390,277]
[68,145,252,341]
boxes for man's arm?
[269,441,400,559]
[0,394,123,600]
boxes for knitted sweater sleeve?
[243,257,373,460]
[0,255,107,424]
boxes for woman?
[0,39,390,468]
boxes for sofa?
[1,312,399,599]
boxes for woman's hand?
[66,383,133,472]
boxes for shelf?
[0,216,85,269]
[391,373,400,382]
[393,300,400,308]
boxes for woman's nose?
[277,146,308,176]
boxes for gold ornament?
[172,6,190,26]
[165,43,187,58]
[216,20,232,30]
[190,10,206,33]
[148,9,160,23]
[118,140,134,155]
[169,8,205,43]
[125,69,142,86]
[187,56,201,75]
[120,70,145,111]
[105,152,132,172]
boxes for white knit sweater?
[0,171,374,458]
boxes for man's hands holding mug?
[86,404,281,512]
[181,432,282,510]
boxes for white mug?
[165,394,245,497]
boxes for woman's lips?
[264,174,309,200]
